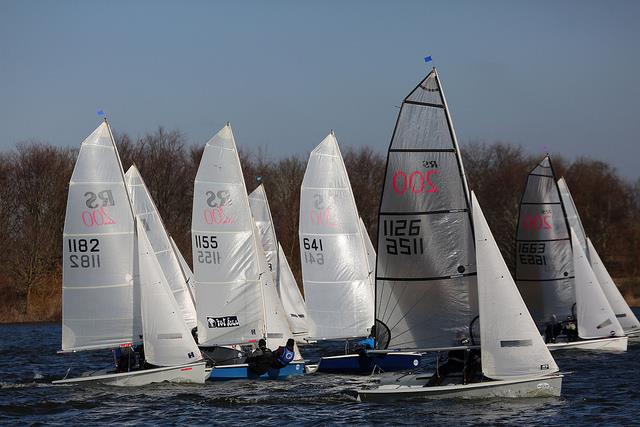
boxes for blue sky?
[1,1,639,178]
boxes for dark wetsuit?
[246,347,273,375]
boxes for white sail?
[126,165,197,329]
[248,185,278,271]
[572,229,624,339]
[248,184,310,337]
[62,121,140,352]
[137,221,201,366]
[558,177,639,331]
[170,235,196,301]
[473,192,558,380]
[277,243,312,337]
[587,238,640,331]
[359,217,376,301]
[191,124,264,346]
[253,223,293,350]
[515,157,574,325]
[375,69,477,350]
[557,178,588,256]
[299,132,374,340]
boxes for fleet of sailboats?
[52,66,636,400]
[515,156,628,351]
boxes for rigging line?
[386,286,433,333]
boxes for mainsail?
[62,121,140,351]
[558,177,639,331]
[473,192,558,380]
[137,221,201,366]
[248,185,310,337]
[375,68,477,350]
[192,124,292,348]
[299,132,374,340]
[515,156,574,325]
[126,165,197,329]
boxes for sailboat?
[125,165,197,329]
[357,68,562,401]
[515,156,627,351]
[557,177,640,337]
[54,120,207,385]
[248,184,312,342]
[299,132,421,373]
[191,124,305,380]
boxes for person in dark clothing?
[116,346,135,373]
[246,339,273,375]
[272,338,296,369]
[426,333,480,386]
[563,316,578,341]
[544,315,563,343]
[134,344,146,369]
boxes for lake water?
[1,311,639,426]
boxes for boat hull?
[208,361,305,380]
[317,352,422,374]
[357,374,563,402]
[547,336,627,352]
[52,361,209,386]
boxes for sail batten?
[375,69,477,350]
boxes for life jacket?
[272,346,295,368]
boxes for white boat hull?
[547,336,627,352]
[53,361,209,386]
[357,374,563,402]
[625,328,640,339]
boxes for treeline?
[1,128,639,322]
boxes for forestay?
[473,192,558,380]
[375,68,477,350]
[248,184,310,337]
[126,165,197,329]
[191,124,263,346]
[137,221,202,366]
[62,121,140,352]
[587,238,640,331]
[515,156,574,325]
[299,132,374,340]
[572,229,624,339]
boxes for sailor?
[425,333,473,386]
[272,338,296,369]
[354,325,376,352]
[563,316,578,341]
[544,314,562,343]
[116,346,135,373]
[246,338,273,375]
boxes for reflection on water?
[0,312,639,425]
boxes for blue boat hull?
[317,353,422,374]
[209,361,305,380]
